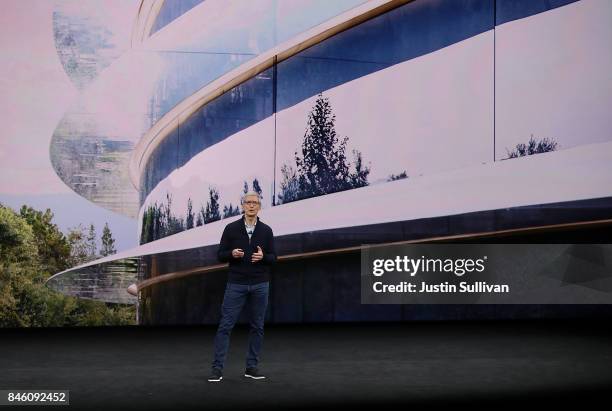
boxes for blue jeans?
[212,281,269,371]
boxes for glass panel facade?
[137,198,612,325]
[147,52,254,126]
[274,0,369,45]
[138,0,612,244]
[139,69,274,244]
[150,0,205,35]
[275,0,494,205]
[495,0,612,160]
[496,0,579,25]
[277,0,494,110]
[46,258,142,305]
[47,0,612,324]
[50,0,366,217]
[141,119,179,205]
[177,69,274,168]
[139,0,496,242]
[143,0,367,124]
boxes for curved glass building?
[47,0,612,324]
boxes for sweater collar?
[242,215,259,226]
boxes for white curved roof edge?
[128,0,408,190]
[131,0,163,48]
[51,141,612,283]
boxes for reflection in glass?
[495,0,612,160]
[139,69,275,243]
[275,0,494,204]
[277,0,493,111]
[150,0,205,35]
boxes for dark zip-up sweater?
[217,215,277,284]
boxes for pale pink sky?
[2,0,610,206]
[0,0,77,195]
[138,0,612,229]
[0,0,137,196]
[0,0,139,250]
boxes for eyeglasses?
[243,201,260,206]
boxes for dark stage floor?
[1,320,612,410]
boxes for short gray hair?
[241,191,261,204]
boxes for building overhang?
[128,0,411,191]
[49,142,612,301]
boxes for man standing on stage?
[208,191,276,382]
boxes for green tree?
[162,193,173,238]
[140,203,159,244]
[67,224,90,266]
[0,205,40,327]
[348,149,369,189]
[204,187,221,224]
[152,202,162,241]
[156,193,184,237]
[277,93,370,204]
[388,170,408,181]
[505,135,559,159]
[1,204,136,328]
[277,164,300,204]
[222,203,240,218]
[86,223,97,260]
[252,178,263,198]
[140,200,174,243]
[100,223,116,256]
[1,206,67,327]
[296,93,349,198]
[65,299,135,327]
[1,204,81,328]
[18,205,71,274]
[140,206,152,245]
[186,198,194,229]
